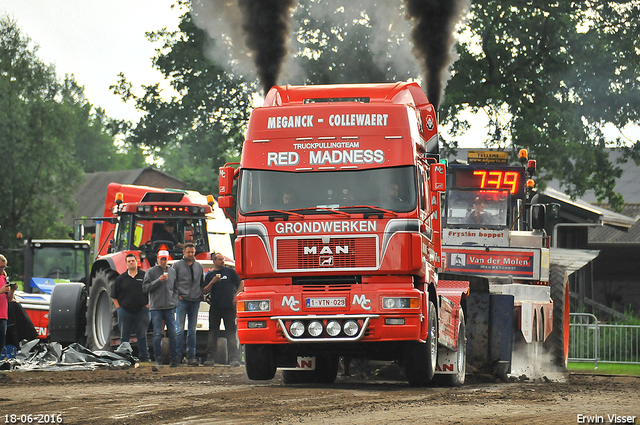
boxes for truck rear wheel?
[245,344,276,380]
[87,269,118,351]
[544,264,569,369]
[405,300,438,386]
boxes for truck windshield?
[114,214,210,255]
[445,190,509,228]
[239,166,417,214]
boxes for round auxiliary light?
[308,321,323,337]
[343,320,359,337]
[383,298,396,309]
[259,301,269,311]
[290,321,305,338]
[326,320,341,337]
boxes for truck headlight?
[290,321,305,337]
[308,321,323,337]
[343,320,359,336]
[326,320,341,337]
[382,297,419,309]
[243,300,270,312]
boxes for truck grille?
[276,237,378,271]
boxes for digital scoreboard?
[451,166,526,198]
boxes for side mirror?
[547,203,561,223]
[530,204,546,230]
[429,163,446,193]
[73,223,85,241]
[218,196,233,209]
[219,166,235,196]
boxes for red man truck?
[218,82,469,386]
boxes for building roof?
[550,248,600,275]
[548,149,640,204]
[539,188,637,230]
[589,204,640,244]
[70,168,186,227]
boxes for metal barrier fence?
[569,313,640,369]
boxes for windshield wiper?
[242,209,304,219]
[334,205,398,217]
[289,207,351,217]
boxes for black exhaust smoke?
[237,0,296,95]
[404,0,470,109]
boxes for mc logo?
[282,296,300,312]
[352,294,371,310]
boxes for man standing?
[143,250,180,368]
[174,243,204,366]
[203,252,243,367]
[111,253,150,362]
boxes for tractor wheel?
[48,282,87,346]
[86,269,118,351]
[245,344,276,380]
[435,309,466,387]
[405,300,438,386]
[544,264,569,369]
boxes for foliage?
[112,4,253,195]
[0,16,84,250]
[292,0,416,84]
[441,1,640,210]
[0,16,137,276]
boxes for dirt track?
[1,364,639,425]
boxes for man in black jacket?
[111,254,150,362]
[203,253,243,367]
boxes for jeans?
[176,299,200,359]
[0,319,6,355]
[150,308,178,361]
[117,307,150,360]
[207,306,239,362]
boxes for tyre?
[245,344,276,380]
[404,300,438,386]
[48,282,88,346]
[314,355,339,383]
[86,269,118,351]
[544,264,569,369]
[435,309,466,387]
[282,369,313,384]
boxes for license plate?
[306,297,346,308]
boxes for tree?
[112,4,253,195]
[0,16,134,263]
[293,0,417,84]
[72,104,146,173]
[0,17,86,249]
[441,0,640,210]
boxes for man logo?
[319,256,333,266]
[303,246,348,255]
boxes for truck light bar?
[132,205,208,214]
[272,314,379,343]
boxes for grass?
[568,362,640,376]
